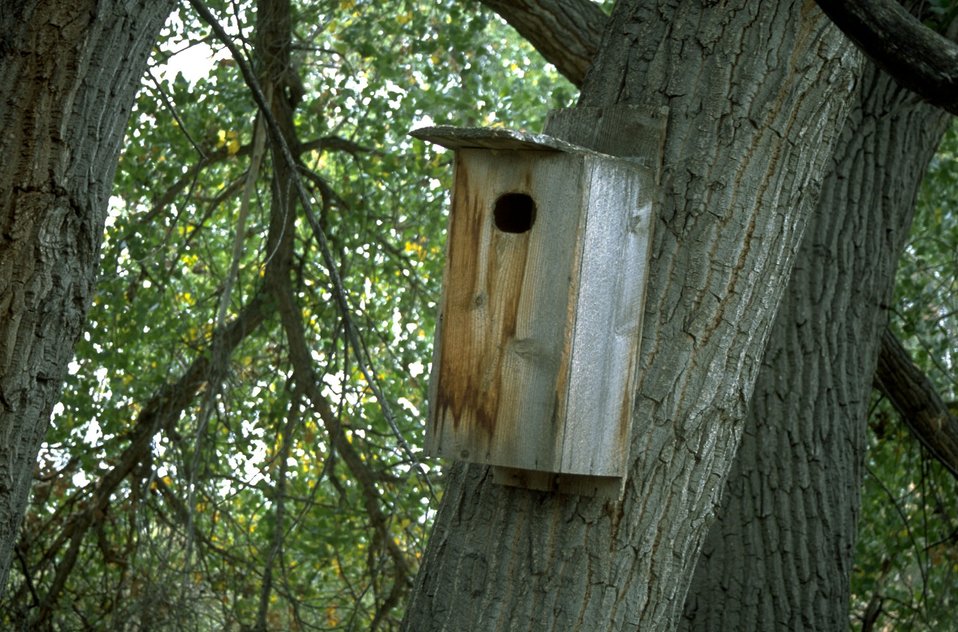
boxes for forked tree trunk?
[403,3,859,629]
[477,0,954,627]
[682,63,950,630]
[0,0,173,590]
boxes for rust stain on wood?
[433,155,532,447]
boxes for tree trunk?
[681,61,950,630]
[0,0,172,591]
[403,3,859,629]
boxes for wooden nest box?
[412,124,657,493]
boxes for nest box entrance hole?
[493,192,536,233]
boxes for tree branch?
[477,0,607,87]
[270,268,414,618]
[189,0,424,490]
[815,0,958,114]
[875,328,958,479]
[131,133,368,232]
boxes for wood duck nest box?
[412,125,656,482]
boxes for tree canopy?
[0,0,955,630]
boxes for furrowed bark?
[0,0,174,592]
[476,0,605,84]
[682,61,950,630]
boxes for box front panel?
[427,150,584,472]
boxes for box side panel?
[428,149,584,472]
[559,158,655,475]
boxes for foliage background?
[850,124,958,631]
[0,1,954,630]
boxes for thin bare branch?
[32,290,268,624]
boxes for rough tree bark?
[0,0,173,590]
[403,2,859,629]
[681,62,950,630]
[475,0,606,85]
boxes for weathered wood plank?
[561,158,656,475]
[411,125,579,153]
[545,105,669,174]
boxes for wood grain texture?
[559,159,654,474]
[429,149,581,471]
